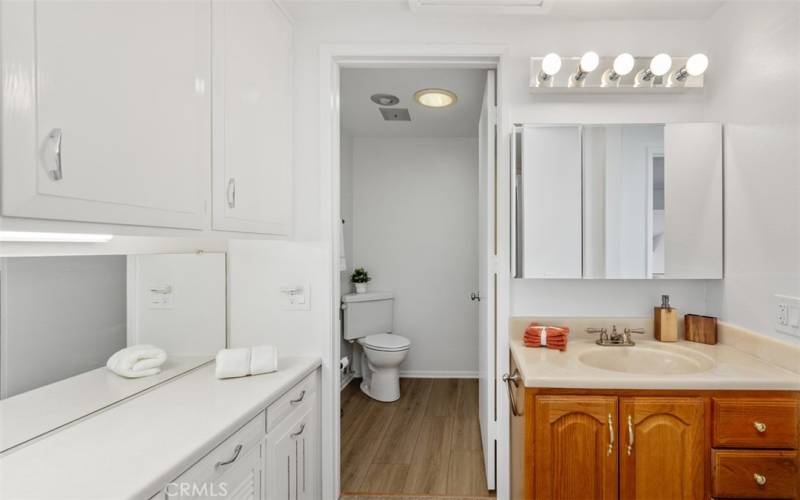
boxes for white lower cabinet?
[159,372,319,500]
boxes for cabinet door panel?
[265,414,299,500]
[620,397,706,500]
[212,0,292,235]
[2,1,210,229]
[534,396,618,500]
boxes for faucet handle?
[586,327,607,335]
[624,328,646,335]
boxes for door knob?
[470,292,481,301]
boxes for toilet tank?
[342,291,394,341]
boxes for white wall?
[291,9,712,323]
[227,239,327,357]
[1,255,126,398]
[704,1,800,343]
[350,137,479,375]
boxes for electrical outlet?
[280,283,311,311]
[774,295,800,338]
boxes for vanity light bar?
[0,231,114,243]
[530,53,707,93]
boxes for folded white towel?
[215,345,279,379]
[250,345,278,376]
[215,348,252,379]
[107,344,167,378]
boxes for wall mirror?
[513,122,723,279]
[0,252,226,452]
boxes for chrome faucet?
[586,325,645,346]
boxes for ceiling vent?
[380,108,411,121]
[408,0,554,15]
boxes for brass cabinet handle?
[753,473,767,486]
[503,370,522,417]
[607,413,614,456]
[753,421,767,433]
[627,414,634,456]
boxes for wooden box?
[685,314,717,345]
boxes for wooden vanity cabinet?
[510,358,800,500]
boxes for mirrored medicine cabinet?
[512,122,723,280]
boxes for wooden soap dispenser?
[654,294,678,342]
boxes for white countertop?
[0,356,212,453]
[0,356,321,500]
[511,336,800,390]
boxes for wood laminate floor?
[341,378,495,498]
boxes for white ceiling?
[281,0,725,21]
[341,68,487,138]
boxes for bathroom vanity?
[0,357,322,499]
[508,320,800,500]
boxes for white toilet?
[342,291,411,402]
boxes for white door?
[1,1,210,229]
[211,0,292,235]
[478,69,497,490]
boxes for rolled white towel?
[107,344,167,378]
[250,345,278,376]
[215,348,251,379]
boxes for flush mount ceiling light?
[414,88,457,108]
[668,53,709,86]
[535,52,562,87]
[569,51,600,87]
[601,53,635,87]
[370,93,400,106]
[0,231,114,243]
[635,53,673,87]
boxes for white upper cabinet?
[1,1,211,229]
[211,0,293,235]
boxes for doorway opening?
[337,66,496,498]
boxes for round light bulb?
[686,53,709,76]
[649,53,673,76]
[541,53,562,76]
[579,51,600,73]
[613,53,635,76]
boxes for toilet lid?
[360,333,411,352]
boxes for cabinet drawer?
[712,450,798,499]
[713,398,798,449]
[267,373,317,433]
[170,411,266,489]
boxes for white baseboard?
[340,372,355,390]
[399,370,479,379]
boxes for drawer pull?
[753,421,767,433]
[291,423,306,438]
[753,473,767,486]
[215,444,242,469]
[290,390,306,405]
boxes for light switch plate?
[280,283,310,311]
[774,294,800,338]
[148,283,174,309]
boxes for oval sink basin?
[578,345,715,375]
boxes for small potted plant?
[351,267,371,294]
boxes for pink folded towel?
[524,323,570,351]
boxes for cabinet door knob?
[48,128,63,181]
[753,473,767,486]
[753,421,767,433]
[626,414,634,456]
[502,370,522,417]
[607,413,614,456]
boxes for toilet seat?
[359,333,410,352]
